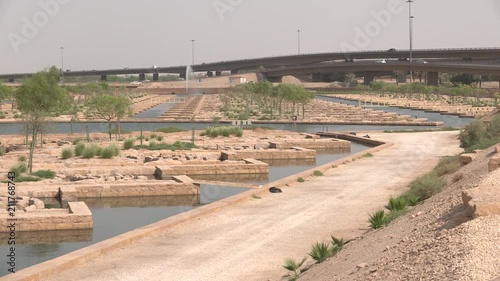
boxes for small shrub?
[57,140,65,147]
[82,144,100,159]
[313,170,324,177]
[331,236,346,255]
[362,153,373,158]
[18,155,26,162]
[332,165,338,168]
[409,173,445,200]
[9,163,27,176]
[384,209,409,225]
[13,114,22,119]
[101,144,120,159]
[0,147,5,156]
[33,170,56,179]
[252,194,262,199]
[401,192,421,206]
[150,134,157,140]
[124,138,135,150]
[156,135,164,141]
[297,177,305,183]
[75,142,86,156]
[386,197,407,212]
[369,210,386,229]
[72,138,84,145]
[434,156,460,176]
[282,257,308,281]
[149,140,157,147]
[308,242,333,264]
[62,148,73,159]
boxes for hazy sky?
[0,0,499,74]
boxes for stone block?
[459,154,475,165]
[489,157,500,172]
[496,146,500,154]
[462,187,500,218]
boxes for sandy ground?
[45,132,462,281]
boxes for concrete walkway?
[46,132,461,281]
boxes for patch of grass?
[0,147,5,156]
[369,210,386,229]
[384,209,409,225]
[123,138,135,150]
[201,126,244,138]
[9,163,27,176]
[282,257,308,281]
[15,176,41,182]
[434,156,460,176]
[308,242,334,264]
[312,170,324,177]
[464,137,500,153]
[17,155,26,162]
[74,142,86,156]
[409,172,445,200]
[297,177,305,183]
[62,148,73,159]
[362,153,373,158]
[33,170,56,179]
[386,197,407,212]
[401,193,421,207]
[153,126,187,133]
[135,141,197,151]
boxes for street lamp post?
[60,46,64,83]
[407,0,414,83]
[191,40,195,65]
[297,29,301,55]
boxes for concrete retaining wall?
[220,147,315,161]
[0,202,93,233]
[154,159,268,179]
[269,139,350,150]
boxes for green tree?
[87,94,131,140]
[15,67,70,173]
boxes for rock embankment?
[301,145,500,281]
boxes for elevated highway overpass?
[2,48,500,84]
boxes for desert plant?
[33,170,56,179]
[9,163,28,176]
[297,177,305,183]
[61,148,73,159]
[57,140,65,147]
[72,138,84,145]
[82,144,100,159]
[331,236,346,255]
[409,173,445,200]
[0,146,5,156]
[308,242,333,264]
[150,134,157,140]
[369,210,386,229]
[17,155,26,162]
[156,135,164,141]
[124,138,135,150]
[153,126,187,133]
[386,197,407,212]
[434,156,460,176]
[313,170,324,177]
[401,193,421,206]
[101,144,120,159]
[15,176,41,182]
[282,257,308,281]
[362,153,373,158]
[384,209,409,225]
[75,142,86,156]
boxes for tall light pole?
[407,0,414,83]
[60,46,64,83]
[191,39,195,65]
[297,29,301,55]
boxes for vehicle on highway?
[416,60,428,64]
[130,81,142,85]
[375,59,387,64]
[387,48,397,52]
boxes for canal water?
[0,96,471,276]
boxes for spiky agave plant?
[331,236,346,255]
[282,257,308,281]
[308,242,333,264]
[368,210,386,229]
[386,197,407,212]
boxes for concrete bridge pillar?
[312,73,322,82]
[100,74,107,81]
[180,73,186,79]
[364,72,375,85]
[153,73,159,81]
[427,72,439,86]
[231,69,239,75]
[207,71,213,77]
[8,78,14,83]
[139,73,146,81]
[215,71,222,77]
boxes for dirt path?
[46,132,461,281]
